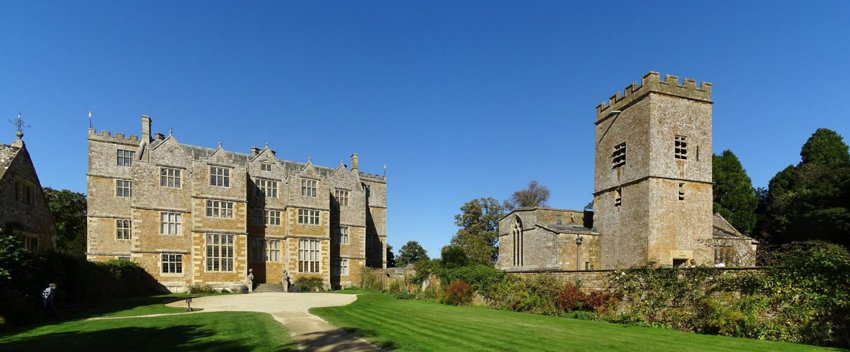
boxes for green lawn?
[0,294,293,352]
[70,294,191,318]
[0,312,294,352]
[312,293,842,352]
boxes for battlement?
[88,128,140,145]
[595,71,712,120]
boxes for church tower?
[593,72,714,268]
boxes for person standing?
[42,283,58,320]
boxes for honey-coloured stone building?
[498,72,756,271]
[86,116,387,292]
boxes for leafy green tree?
[508,180,550,209]
[386,244,396,268]
[712,150,758,234]
[440,246,469,269]
[450,197,505,266]
[0,232,30,281]
[43,188,87,257]
[800,128,850,166]
[763,129,850,247]
[396,241,429,267]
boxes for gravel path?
[165,292,380,352]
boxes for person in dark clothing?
[42,282,58,320]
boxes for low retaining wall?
[506,267,764,292]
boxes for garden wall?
[506,267,764,292]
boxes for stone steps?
[254,283,285,293]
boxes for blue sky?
[1,1,848,258]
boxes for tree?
[43,188,87,257]
[508,180,550,209]
[450,197,506,266]
[386,244,396,268]
[440,246,468,269]
[396,241,429,267]
[762,128,850,248]
[800,128,850,166]
[712,150,758,234]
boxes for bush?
[359,267,382,291]
[585,290,618,315]
[555,282,586,312]
[387,279,416,299]
[440,265,505,299]
[443,280,472,306]
[293,277,325,292]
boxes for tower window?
[678,183,685,200]
[611,143,626,168]
[615,188,622,207]
[675,136,688,159]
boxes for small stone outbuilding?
[0,127,56,251]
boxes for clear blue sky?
[1,1,848,258]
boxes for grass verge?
[0,311,294,352]
[311,293,842,352]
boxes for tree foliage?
[450,197,505,266]
[440,246,469,269]
[386,244,396,268]
[800,128,850,166]
[43,188,87,257]
[396,241,429,267]
[508,180,550,209]
[762,129,850,248]
[712,150,758,234]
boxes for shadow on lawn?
[1,325,294,352]
[297,327,398,351]
[63,295,188,320]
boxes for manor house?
[497,72,757,271]
[87,116,387,292]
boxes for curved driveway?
[167,292,379,352]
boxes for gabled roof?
[0,144,21,180]
[499,206,587,221]
[713,213,758,243]
[537,224,598,235]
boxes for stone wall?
[87,116,387,292]
[594,72,714,269]
[0,143,56,250]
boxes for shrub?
[585,290,618,315]
[443,280,472,306]
[440,265,505,298]
[359,267,382,291]
[555,282,586,312]
[293,277,325,292]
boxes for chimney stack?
[351,153,359,172]
[250,146,259,156]
[141,115,152,142]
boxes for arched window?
[512,217,523,267]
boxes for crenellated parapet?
[88,128,140,145]
[595,71,712,121]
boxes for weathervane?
[10,112,30,139]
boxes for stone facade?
[594,72,714,268]
[0,131,56,252]
[497,208,600,271]
[87,116,387,292]
[498,72,756,271]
